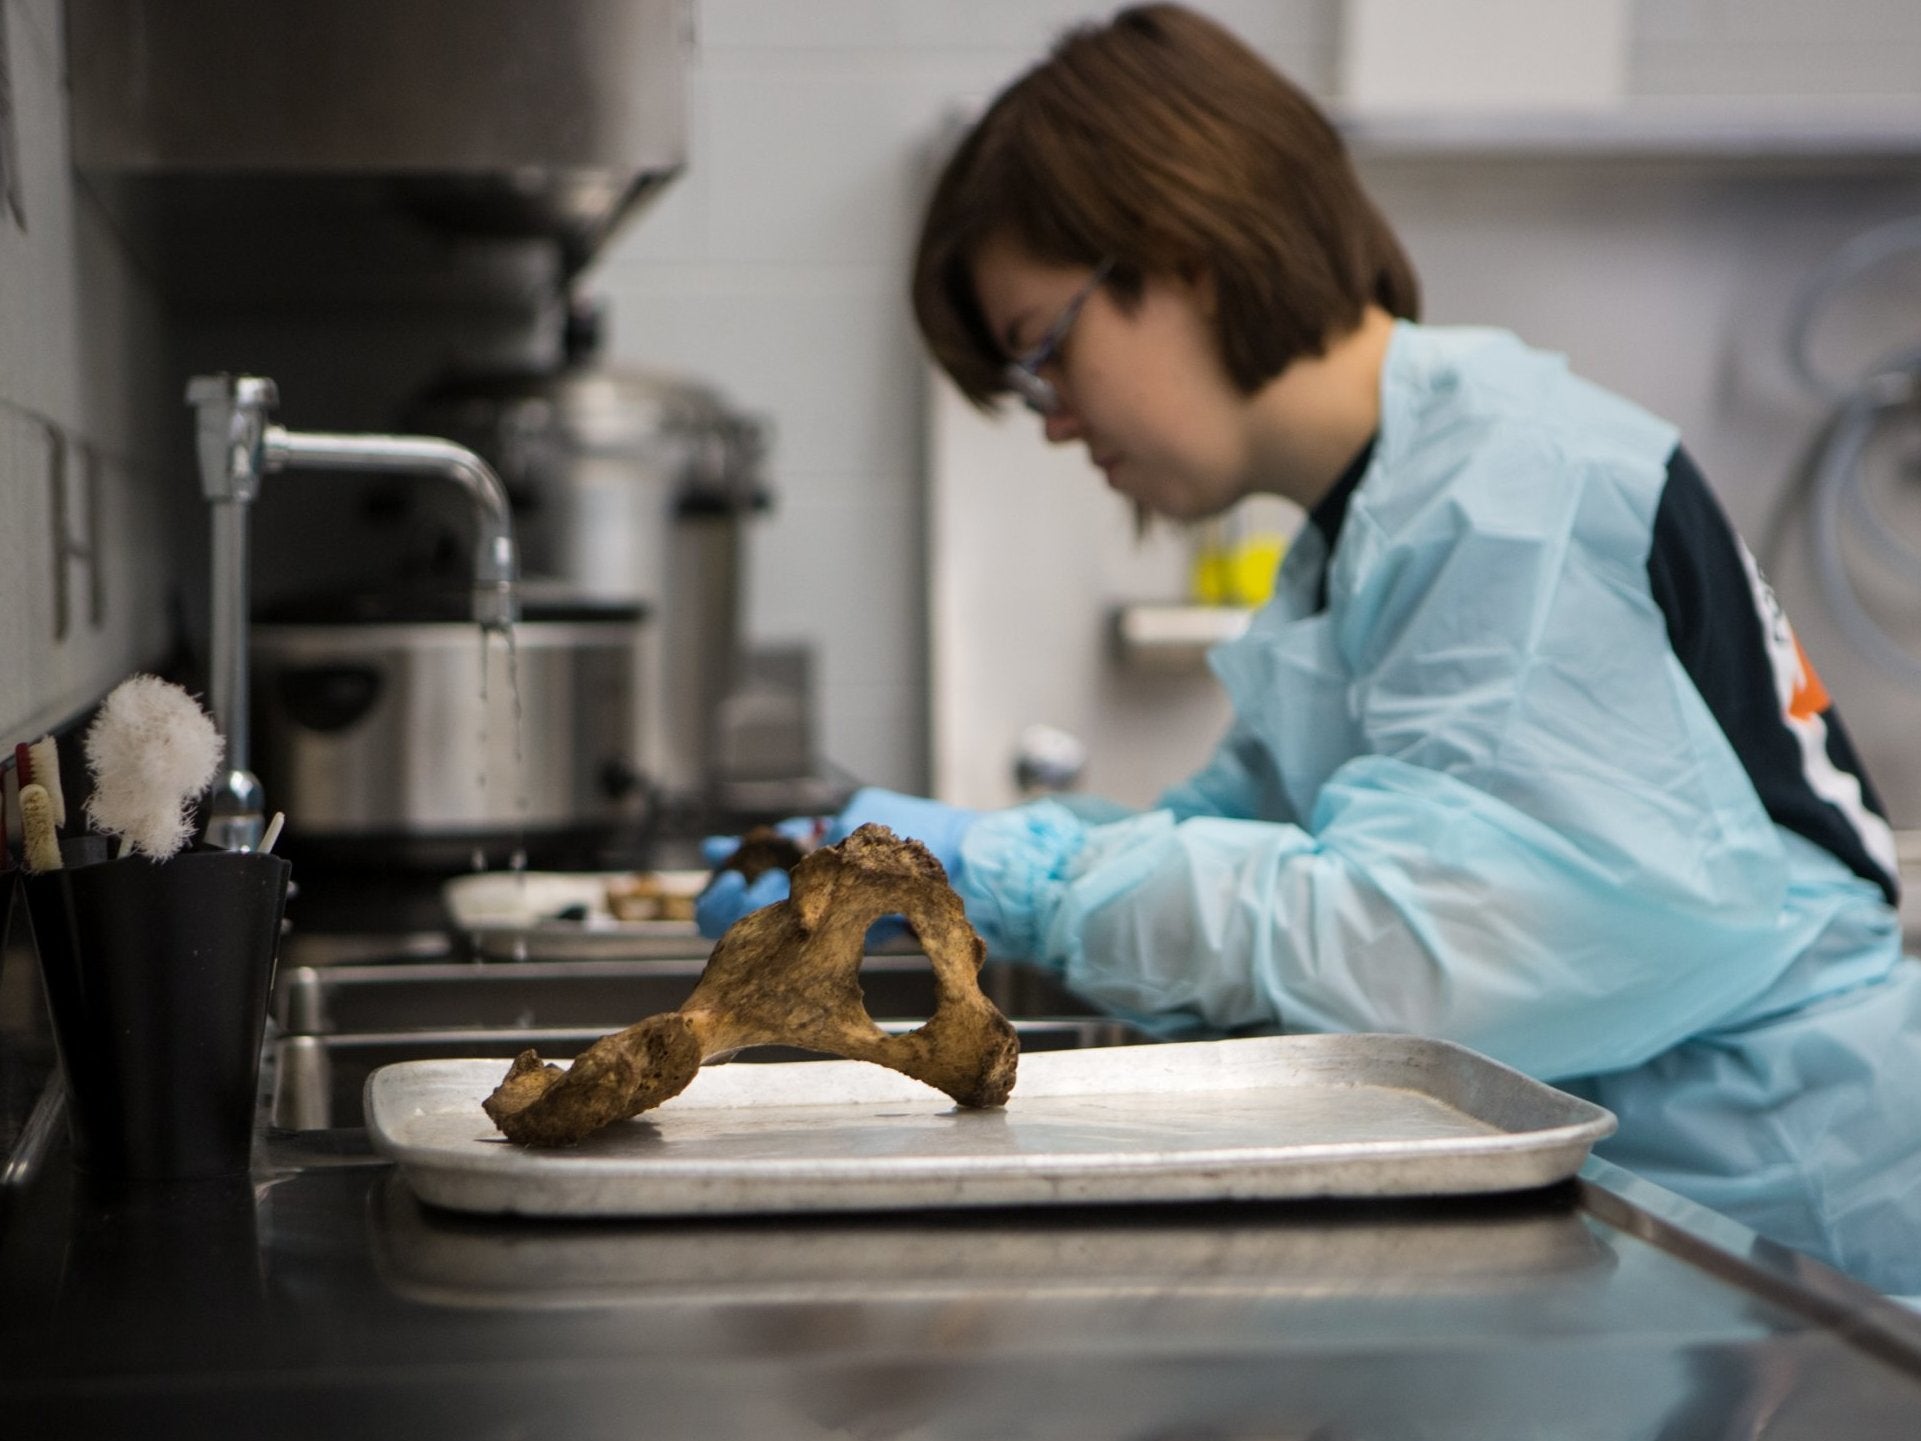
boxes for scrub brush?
[24,735,65,827]
[83,675,225,860]
[14,735,68,872]
[19,781,60,872]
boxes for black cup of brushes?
[22,847,291,1180]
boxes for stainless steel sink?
[268,955,1143,1129]
[273,955,1103,1033]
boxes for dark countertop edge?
[1577,1156,1921,1373]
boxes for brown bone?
[483,824,1020,1146]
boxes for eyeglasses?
[1002,259,1115,416]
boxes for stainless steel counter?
[5,1080,1921,1440]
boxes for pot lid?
[408,302,773,510]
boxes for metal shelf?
[1111,603,1254,671]
[1336,98,1921,164]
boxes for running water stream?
[473,620,532,960]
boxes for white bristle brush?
[83,675,225,860]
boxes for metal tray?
[457,918,708,962]
[442,870,710,961]
[367,1034,1616,1218]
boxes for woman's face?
[970,234,1258,522]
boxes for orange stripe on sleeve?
[1789,635,1831,721]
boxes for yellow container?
[1191,532,1287,608]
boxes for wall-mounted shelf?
[1336,98,1921,164]
[1111,604,1254,672]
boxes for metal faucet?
[187,374,520,851]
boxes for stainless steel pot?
[251,612,645,864]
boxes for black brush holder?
[22,848,291,1180]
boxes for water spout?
[186,374,521,850]
[262,428,520,630]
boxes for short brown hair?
[912,3,1419,406]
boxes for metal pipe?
[186,373,521,851]
[263,427,519,630]
[204,495,265,849]
[188,374,276,851]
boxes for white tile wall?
[0,0,176,744]
[1629,0,1921,95]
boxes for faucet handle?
[186,373,279,409]
[187,374,280,503]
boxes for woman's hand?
[694,789,981,938]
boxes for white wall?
[1634,0,1921,97]
[0,0,176,744]
[587,0,1921,819]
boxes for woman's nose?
[1042,405,1083,444]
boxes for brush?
[20,782,60,871]
[15,737,63,871]
[27,734,64,828]
[83,675,225,860]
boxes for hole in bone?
[855,916,934,1027]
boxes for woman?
[700,4,1921,1296]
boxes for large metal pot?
[250,602,646,867]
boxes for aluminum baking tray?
[367,1034,1616,1218]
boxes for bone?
[484,824,1020,1147]
[712,823,810,884]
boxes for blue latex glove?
[694,866,794,939]
[694,789,981,939]
[827,787,981,876]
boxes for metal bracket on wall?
[47,424,104,641]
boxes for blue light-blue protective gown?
[955,324,1921,1296]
